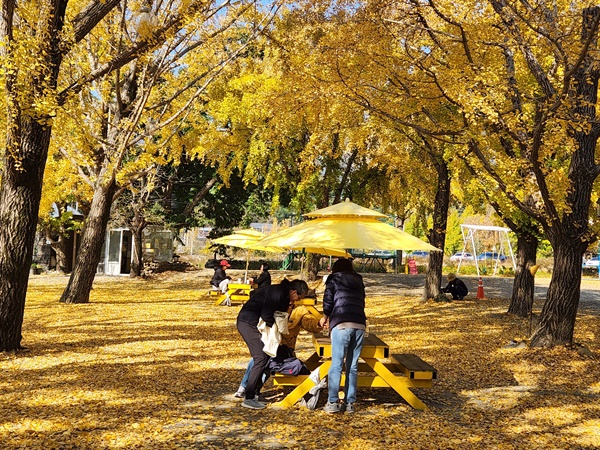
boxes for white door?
[105,230,123,276]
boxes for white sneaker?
[234,386,245,398]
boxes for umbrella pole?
[245,249,249,282]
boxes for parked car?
[582,256,600,269]
[408,250,429,259]
[477,252,507,262]
[449,252,474,262]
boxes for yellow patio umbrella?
[304,201,388,219]
[212,229,350,279]
[212,229,283,281]
[213,229,351,256]
[257,200,441,253]
[212,229,282,252]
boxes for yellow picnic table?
[272,333,437,410]
[209,283,252,305]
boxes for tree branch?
[490,0,556,98]
[58,0,217,105]
[467,138,543,221]
[427,0,474,64]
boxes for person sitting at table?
[236,278,309,410]
[211,259,232,306]
[234,299,322,398]
[441,273,469,300]
[249,262,271,290]
[319,257,366,414]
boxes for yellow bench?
[390,353,437,381]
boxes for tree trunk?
[530,241,586,347]
[129,208,147,278]
[60,181,117,304]
[394,216,406,273]
[130,224,145,278]
[50,238,69,274]
[306,253,320,282]
[423,158,450,299]
[0,122,52,351]
[507,233,537,317]
[528,7,600,346]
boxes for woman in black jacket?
[319,258,366,414]
[250,263,271,289]
[236,278,308,410]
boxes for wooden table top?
[313,333,389,359]
[227,283,252,290]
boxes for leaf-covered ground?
[1,270,599,449]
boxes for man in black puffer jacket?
[319,258,366,414]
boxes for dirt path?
[184,268,599,313]
[356,273,600,313]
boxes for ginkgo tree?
[195,11,429,218]
[381,0,600,346]
[268,3,464,297]
[0,0,123,351]
[192,26,426,280]
[56,2,282,304]
[38,151,93,273]
[273,0,586,323]
[188,9,355,281]
[0,0,282,350]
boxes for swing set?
[456,224,516,276]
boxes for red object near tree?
[408,259,418,275]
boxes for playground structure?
[457,224,516,276]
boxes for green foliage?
[240,188,274,228]
[444,209,464,255]
[154,157,258,233]
[202,176,258,232]
[538,240,553,258]
[497,266,515,277]
[40,210,82,238]
[404,209,430,241]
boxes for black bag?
[268,345,310,376]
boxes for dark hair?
[261,262,270,271]
[288,279,309,297]
[332,258,354,273]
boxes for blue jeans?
[241,358,254,388]
[240,358,269,389]
[327,327,365,404]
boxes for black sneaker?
[242,398,266,410]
